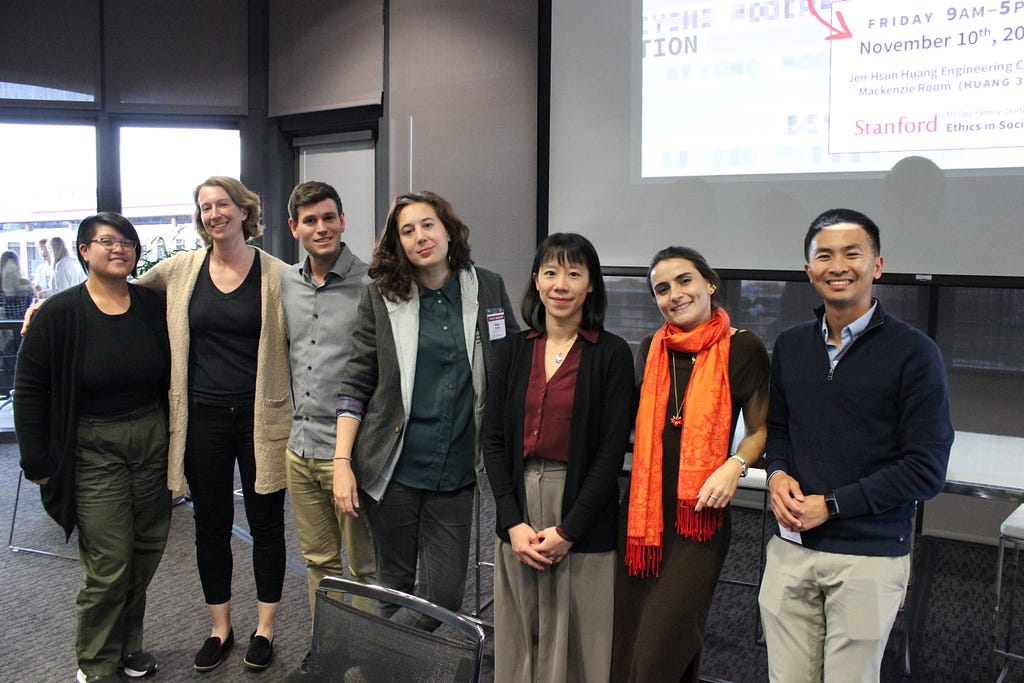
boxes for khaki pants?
[75,404,171,676]
[758,535,910,683]
[286,448,377,616]
[493,459,615,683]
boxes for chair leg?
[1007,544,1020,656]
[7,469,24,550]
[8,470,76,560]
[756,487,769,645]
[994,535,1024,681]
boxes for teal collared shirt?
[822,300,877,365]
[391,275,476,491]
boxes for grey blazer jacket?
[338,266,519,500]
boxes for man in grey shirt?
[280,181,377,682]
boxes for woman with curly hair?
[332,191,518,630]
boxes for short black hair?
[76,212,142,277]
[804,208,881,262]
[521,232,607,332]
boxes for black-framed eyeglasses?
[88,237,139,251]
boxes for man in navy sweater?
[758,208,953,682]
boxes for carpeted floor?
[3,438,1023,682]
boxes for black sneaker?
[243,632,274,670]
[119,651,158,678]
[283,649,312,682]
[193,629,234,672]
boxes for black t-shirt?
[80,288,169,416]
[187,251,262,406]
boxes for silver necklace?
[552,334,579,364]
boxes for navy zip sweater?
[765,301,953,557]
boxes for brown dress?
[610,330,769,683]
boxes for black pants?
[184,402,285,605]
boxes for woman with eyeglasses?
[137,176,290,672]
[16,212,171,683]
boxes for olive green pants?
[74,404,171,676]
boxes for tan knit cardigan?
[138,247,291,497]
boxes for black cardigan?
[14,284,169,538]
[482,329,634,553]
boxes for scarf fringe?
[625,536,663,577]
[675,499,723,542]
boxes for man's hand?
[768,472,806,531]
[794,494,830,532]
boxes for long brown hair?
[370,191,473,302]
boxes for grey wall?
[265,0,539,313]
[386,0,538,318]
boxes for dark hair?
[193,176,262,245]
[521,232,607,332]
[370,191,473,302]
[647,245,721,307]
[0,251,19,274]
[76,212,142,277]
[804,208,881,262]
[288,181,343,221]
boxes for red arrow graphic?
[807,0,853,40]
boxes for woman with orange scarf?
[610,246,769,683]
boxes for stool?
[993,503,1024,683]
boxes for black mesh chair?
[310,576,485,683]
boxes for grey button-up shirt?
[282,246,370,459]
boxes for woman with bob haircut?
[482,232,633,682]
[137,176,290,672]
[16,212,171,682]
[332,190,518,631]
[610,245,769,682]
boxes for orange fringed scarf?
[626,307,733,577]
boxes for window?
[119,126,241,265]
[0,123,96,271]
[936,287,1024,437]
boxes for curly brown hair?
[370,191,474,302]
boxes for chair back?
[310,576,485,683]
[3,292,33,321]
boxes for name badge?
[778,522,802,545]
[486,308,507,341]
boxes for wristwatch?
[824,491,840,518]
[729,454,748,478]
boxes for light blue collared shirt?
[822,300,877,366]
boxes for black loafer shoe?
[244,632,274,670]
[194,629,234,672]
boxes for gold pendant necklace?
[670,352,697,428]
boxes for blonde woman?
[138,177,289,672]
